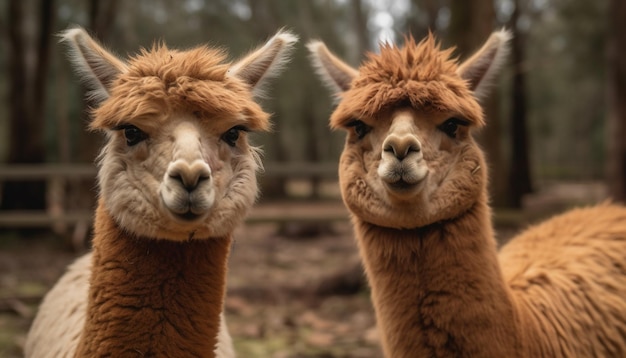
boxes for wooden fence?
[0,163,348,229]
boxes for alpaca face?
[308,31,511,229]
[337,105,486,229]
[61,27,297,240]
[98,112,261,240]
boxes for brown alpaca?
[308,31,626,357]
[24,27,297,358]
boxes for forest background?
[1,1,625,357]
[1,0,625,213]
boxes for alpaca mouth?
[160,191,212,222]
[175,210,203,221]
[378,162,429,194]
[386,179,418,191]
[383,172,427,195]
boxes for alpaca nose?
[167,160,211,192]
[382,135,421,160]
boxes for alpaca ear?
[307,40,358,99]
[59,27,128,104]
[228,29,298,97]
[457,29,512,100]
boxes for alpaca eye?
[438,118,468,138]
[221,125,247,147]
[347,119,371,139]
[115,125,148,146]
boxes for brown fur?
[76,201,230,356]
[502,204,626,356]
[330,35,483,129]
[309,31,626,357]
[92,45,270,132]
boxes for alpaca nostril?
[383,135,422,161]
[386,144,420,160]
[384,139,421,161]
[408,144,421,154]
[169,173,189,189]
[169,171,209,192]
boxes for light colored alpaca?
[25,27,297,358]
[308,31,626,357]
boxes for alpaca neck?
[76,201,230,357]
[355,199,523,358]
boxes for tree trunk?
[607,0,626,202]
[1,0,55,213]
[248,0,289,199]
[406,0,439,39]
[77,0,119,166]
[62,0,119,248]
[508,0,533,208]
[351,0,368,55]
[448,0,507,207]
[76,0,119,165]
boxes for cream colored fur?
[309,31,626,357]
[25,27,296,357]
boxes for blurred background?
[0,0,624,357]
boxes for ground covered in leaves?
[0,181,607,357]
[1,215,380,358]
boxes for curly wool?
[330,34,484,129]
[92,44,270,132]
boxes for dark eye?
[115,125,148,146]
[438,118,468,138]
[347,119,371,139]
[221,125,247,147]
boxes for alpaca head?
[309,31,510,229]
[62,28,297,240]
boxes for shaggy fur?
[25,27,297,358]
[76,203,232,356]
[25,251,235,358]
[309,31,626,357]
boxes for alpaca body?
[354,196,522,357]
[25,27,296,357]
[356,201,626,357]
[309,30,626,357]
[24,205,235,357]
[502,203,626,357]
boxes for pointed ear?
[457,29,512,100]
[227,29,298,97]
[59,27,128,104]
[307,40,358,99]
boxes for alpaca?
[308,31,626,357]
[24,27,297,358]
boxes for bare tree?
[63,0,119,246]
[76,0,119,166]
[404,0,441,39]
[448,0,510,207]
[351,0,368,55]
[507,0,532,208]
[607,0,626,201]
[1,0,56,213]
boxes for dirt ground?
[0,216,378,358]
[0,181,608,357]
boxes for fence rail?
[0,163,339,180]
[0,163,345,229]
